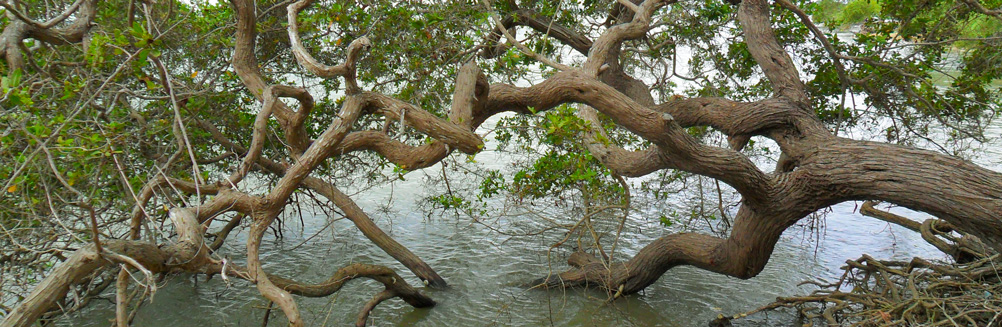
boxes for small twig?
[478,0,572,71]
[261,301,273,327]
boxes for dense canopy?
[1,0,1000,326]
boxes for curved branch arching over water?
[4,0,1002,326]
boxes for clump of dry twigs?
[716,206,1002,326]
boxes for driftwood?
[715,204,1001,326]
[714,254,1001,326]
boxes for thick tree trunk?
[8,0,1002,325]
[799,139,1002,253]
[536,136,1002,295]
[523,2,1002,292]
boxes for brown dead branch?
[716,253,1002,326]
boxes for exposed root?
[711,203,1001,326]
[860,201,994,263]
[530,206,796,296]
[530,251,621,292]
[716,254,1002,326]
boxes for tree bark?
[527,0,1002,296]
[8,0,1002,325]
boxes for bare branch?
[481,9,593,58]
[2,207,221,327]
[286,0,371,94]
[737,0,809,105]
[961,0,1002,19]
[775,0,850,101]
[356,290,395,327]
[478,0,572,71]
[583,0,673,74]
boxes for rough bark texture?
[1,0,98,73]
[5,0,1002,326]
[528,0,1002,296]
[2,208,211,327]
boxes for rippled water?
[52,31,1002,327]
[53,187,953,327]
[55,118,1001,326]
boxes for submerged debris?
[717,208,1002,327]
[718,254,1001,326]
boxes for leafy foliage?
[1,0,1000,316]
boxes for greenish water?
[54,112,1002,326]
[50,31,1002,327]
[54,160,960,327]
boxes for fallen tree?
[1,0,1001,326]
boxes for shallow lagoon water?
[55,145,987,326]
[52,30,1002,327]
